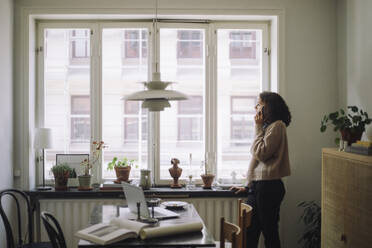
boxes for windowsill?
[25,186,246,199]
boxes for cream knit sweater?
[247,120,291,185]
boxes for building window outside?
[70,96,90,143]
[177,96,203,141]
[123,101,147,143]
[230,96,256,145]
[177,30,203,59]
[70,30,90,65]
[122,30,147,59]
[229,31,256,59]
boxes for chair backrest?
[220,217,240,248]
[0,189,34,248]
[41,211,67,248]
[238,199,253,248]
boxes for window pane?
[177,30,203,59]
[44,28,91,179]
[217,29,262,181]
[160,28,205,180]
[102,28,149,179]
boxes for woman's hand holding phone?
[255,106,264,125]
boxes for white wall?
[338,0,372,139]
[14,0,338,247]
[0,0,14,246]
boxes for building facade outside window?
[230,96,256,146]
[177,96,203,141]
[70,95,90,143]
[123,101,147,143]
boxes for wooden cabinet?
[322,148,372,248]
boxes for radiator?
[39,198,266,248]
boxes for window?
[122,30,147,59]
[177,30,203,59]
[70,30,90,65]
[178,96,203,141]
[230,96,256,145]
[229,31,256,59]
[38,23,269,184]
[124,101,148,142]
[217,27,265,182]
[102,28,149,180]
[42,28,91,179]
[71,96,90,143]
[159,27,205,182]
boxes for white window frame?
[37,22,99,184]
[36,21,270,186]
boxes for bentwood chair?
[0,189,52,248]
[218,217,241,248]
[41,212,67,248]
[238,199,253,248]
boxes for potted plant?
[200,159,214,189]
[107,157,135,183]
[320,106,372,145]
[298,201,321,248]
[51,163,72,191]
[79,141,106,188]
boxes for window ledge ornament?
[122,72,188,112]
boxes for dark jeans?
[245,179,285,248]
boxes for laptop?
[121,182,180,220]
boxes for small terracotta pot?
[201,174,215,189]
[340,129,363,145]
[54,172,70,191]
[78,175,91,188]
[115,166,131,183]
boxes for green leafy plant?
[298,201,321,248]
[321,106,371,133]
[51,163,73,177]
[107,157,136,171]
[320,106,371,144]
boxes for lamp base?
[36,186,52,191]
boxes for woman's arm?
[251,121,284,162]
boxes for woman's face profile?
[255,97,265,114]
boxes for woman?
[231,91,291,248]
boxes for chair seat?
[215,241,232,248]
[21,242,53,248]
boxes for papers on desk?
[139,221,203,239]
[75,216,203,245]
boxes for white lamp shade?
[34,128,53,149]
[124,89,187,101]
[122,72,188,102]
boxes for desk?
[78,204,216,247]
[25,187,245,242]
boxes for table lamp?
[34,128,53,190]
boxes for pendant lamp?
[122,1,188,111]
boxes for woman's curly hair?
[259,92,291,127]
